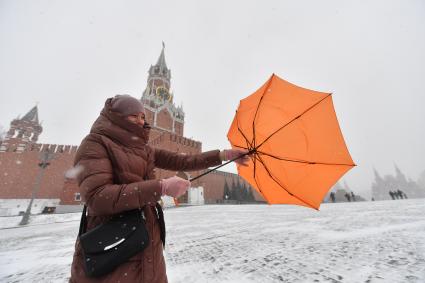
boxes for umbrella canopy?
[227,74,355,209]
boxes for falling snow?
[64,165,84,179]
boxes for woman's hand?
[220,149,250,166]
[160,176,191,197]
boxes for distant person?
[389,191,395,200]
[330,192,335,203]
[397,189,404,199]
[69,95,249,282]
[351,191,356,202]
[394,190,400,199]
[345,192,351,202]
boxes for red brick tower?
[140,44,203,185]
[141,43,185,140]
[0,105,42,153]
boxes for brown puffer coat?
[69,98,222,283]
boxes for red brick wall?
[145,109,155,125]
[60,179,80,204]
[149,128,163,143]
[149,132,203,185]
[0,145,77,201]
[174,121,183,136]
[156,109,173,130]
[197,170,263,203]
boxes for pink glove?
[160,176,191,197]
[220,149,250,166]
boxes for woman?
[69,95,248,282]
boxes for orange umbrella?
[227,74,355,209]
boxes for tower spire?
[155,41,168,71]
[143,42,172,100]
[0,104,43,152]
[22,105,40,124]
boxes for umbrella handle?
[189,150,253,182]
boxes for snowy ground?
[0,199,424,283]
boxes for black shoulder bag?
[78,206,149,277]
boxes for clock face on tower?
[156,86,171,102]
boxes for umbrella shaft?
[189,152,251,182]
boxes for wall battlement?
[150,131,201,149]
[0,142,78,154]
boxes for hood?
[90,98,151,148]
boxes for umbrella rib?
[256,93,332,150]
[236,117,255,151]
[252,151,264,195]
[252,75,275,150]
[235,106,255,151]
[232,144,248,150]
[255,154,317,210]
[234,132,261,195]
[257,150,355,167]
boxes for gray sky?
[1,0,424,198]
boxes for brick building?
[0,45,258,216]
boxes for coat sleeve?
[75,137,162,216]
[153,148,222,171]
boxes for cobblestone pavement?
[164,200,425,283]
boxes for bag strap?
[78,205,87,236]
[155,203,166,246]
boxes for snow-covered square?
[0,199,424,282]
